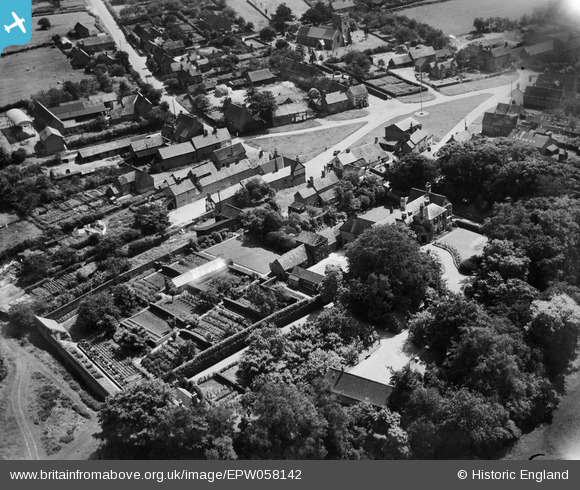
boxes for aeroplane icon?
[5,12,26,34]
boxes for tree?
[342,225,440,327]
[240,208,284,238]
[473,17,487,33]
[239,381,328,459]
[387,154,440,193]
[245,90,277,125]
[259,26,276,42]
[271,3,295,32]
[320,264,343,303]
[38,18,51,30]
[114,325,149,356]
[94,235,123,261]
[112,284,138,317]
[20,252,51,283]
[301,2,332,24]
[528,294,580,379]
[191,94,211,113]
[134,204,170,235]
[76,292,119,333]
[346,404,409,459]
[98,379,237,459]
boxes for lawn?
[352,93,492,147]
[204,234,282,275]
[438,71,519,97]
[398,0,548,35]
[0,46,87,101]
[247,121,367,162]
[440,227,488,261]
[3,12,98,54]
[0,220,43,255]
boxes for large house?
[340,183,452,244]
[482,102,526,137]
[380,117,432,155]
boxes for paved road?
[422,244,472,294]
[87,0,189,116]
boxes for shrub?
[459,255,480,275]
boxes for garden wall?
[174,295,322,379]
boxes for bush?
[458,255,480,275]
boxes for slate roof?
[131,135,164,154]
[273,244,308,271]
[296,230,324,247]
[51,100,107,120]
[325,367,393,407]
[289,266,325,285]
[246,68,276,84]
[157,141,195,160]
[325,91,348,105]
[39,126,63,141]
[408,46,436,60]
[174,113,204,141]
[212,142,246,161]
[191,128,232,150]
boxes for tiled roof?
[191,128,232,150]
[296,230,324,247]
[247,68,276,84]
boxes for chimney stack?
[309,176,314,187]
[259,149,263,158]
[425,182,431,197]
[212,126,217,134]
[204,129,208,136]
[274,148,279,158]
[322,169,326,178]
[375,137,379,144]
[400,196,408,212]
[420,203,425,219]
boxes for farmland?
[3,11,98,55]
[398,0,549,36]
[0,46,86,101]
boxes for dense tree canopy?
[342,225,440,328]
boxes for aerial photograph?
[1,0,580,463]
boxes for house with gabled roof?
[296,25,344,50]
[340,183,452,244]
[288,266,325,295]
[223,100,265,135]
[79,34,115,54]
[156,141,196,170]
[39,127,65,155]
[172,113,204,143]
[74,22,90,39]
[269,245,309,279]
[210,142,247,169]
[130,134,165,161]
[191,127,232,161]
[346,84,368,109]
[294,171,340,206]
[246,68,277,86]
[109,166,155,196]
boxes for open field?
[352,93,492,147]
[0,46,86,101]
[248,121,366,162]
[0,221,43,255]
[3,12,99,55]
[226,0,269,32]
[438,71,520,96]
[398,0,549,35]
[204,235,282,275]
[326,109,369,121]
